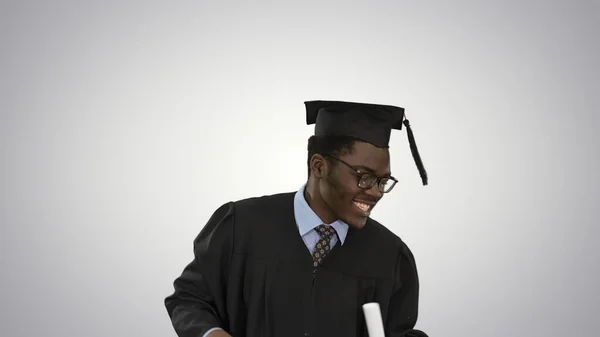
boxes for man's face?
[319,141,391,229]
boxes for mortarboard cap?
[304,100,428,186]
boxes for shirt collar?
[293,184,349,245]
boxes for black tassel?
[403,119,428,186]
[400,329,429,337]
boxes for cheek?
[324,174,358,205]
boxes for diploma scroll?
[362,302,385,337]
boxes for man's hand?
[207,330,232,337]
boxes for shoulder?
[204,191,294,220]
[364,217,416,260]
[224,191,296,216]
[208,191,296,224]
[206,192,296,252]
[232,191,296,209]
[364,217,404,248]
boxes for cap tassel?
[403,119,428,186]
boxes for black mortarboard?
[304,100,428,186]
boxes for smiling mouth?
[353,200,373,214]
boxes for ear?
[309,154,329,179]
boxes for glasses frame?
[325,155,398,193]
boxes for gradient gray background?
[1,1,598,336]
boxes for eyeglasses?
[326,155,398,193]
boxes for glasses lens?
[379,178,396,193]
[358,174,377,188]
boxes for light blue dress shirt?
[293,183,350,253]
[204,184,349,336]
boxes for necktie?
[312,224,337,269]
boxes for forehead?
[340,141,391,175]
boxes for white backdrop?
[1,1,599,336]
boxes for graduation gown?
[164,192,428,337]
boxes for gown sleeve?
[386,242,430,337]
[164,202,236,337]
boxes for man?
[164,100,430,337]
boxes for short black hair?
[307,135,357,177]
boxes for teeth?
[353,201,370,212]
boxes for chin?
[346,202,374,229]
[334,201,373,229]
[344,214,369,229]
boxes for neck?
[305,178,337,224]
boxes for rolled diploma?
[362,302,386,337]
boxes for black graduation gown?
[164,192,429,337]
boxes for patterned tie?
[312,224,337,269]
